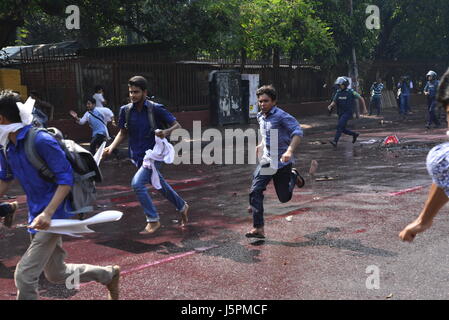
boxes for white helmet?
[335,76,350,87]
[426,70,437,80]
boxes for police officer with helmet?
[424,70,441,129]
[327,76,367,148]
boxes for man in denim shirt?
[246,85,304,239]
[103,76,189,234]
[369,79,384,116]
[0,90,120,300]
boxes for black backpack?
[123,99,171,132]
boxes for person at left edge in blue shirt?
[246,85,305,239]
[424,70,441,129]
[0,90,120,300]
[102,76,189,235]
[327,76,367,148]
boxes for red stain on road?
[388,186,424,196]
[79,245,219,289]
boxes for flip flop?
[245,231,266,239]
[292,168,305,188]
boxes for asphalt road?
[1,104,449,300]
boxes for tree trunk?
[240,48,246,71]
[272,47,280,69]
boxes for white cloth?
[0,97,35,148]
[142,136,175,189]
[39,210,123,237]
[0,123,25,148]
[93,93,105,108]
[96,106,114,123]
[17,97,35,126]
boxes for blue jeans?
[249,163,297,228]
[427,97,440,127]
[334,113,357,143]
[131,161,186,223]
[369,96,381,115]
[400,95,409,115]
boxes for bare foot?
[309,160,318,176]
[139,221,161,234]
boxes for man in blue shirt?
[0,90,120,300]
[424,70,441,129]
[70,97,109,154]
[246,85,304,239]
[327,77,367,148]
[369,79,384,116]
[103,76,189,234]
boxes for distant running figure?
[327,77,366,148]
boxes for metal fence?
[18,56,336,119]
[16,41,448,120]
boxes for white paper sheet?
[39,210,123,237]
[93,141,107,166]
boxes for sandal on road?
[245,230,266,239]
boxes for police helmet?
[47,127,64,140]
[335,76,350,87]
[426,70,437,80]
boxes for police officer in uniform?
[327,77,367,147]
[424,70,441,129]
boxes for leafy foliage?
[1,0,449,66]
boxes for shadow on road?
[249,227,398,257]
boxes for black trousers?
[89,134,107,154]
[0,202,14,217]
[249,163,296,228]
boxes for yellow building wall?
[0,68,28,97]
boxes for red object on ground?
[383,135,400,145]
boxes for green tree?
[201,0,337,66]
[372,0,449,62]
